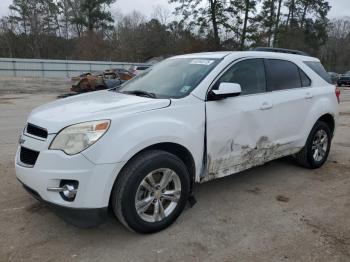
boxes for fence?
[0,58,149,78]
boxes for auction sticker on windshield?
[190,59,215,65]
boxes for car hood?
[28,90,171,133]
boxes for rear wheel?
[295,121,332,169]
[111,150,190,233]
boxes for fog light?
[62,184,77,199]
[47,180,79,202]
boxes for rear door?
[264,59,313,150]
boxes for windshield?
[118,58,221,98]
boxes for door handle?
[305,92,313,99]
[260,102,273,110]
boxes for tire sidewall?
[119,152,190,233]
[306,121,331,168]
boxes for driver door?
[204,58,275,181]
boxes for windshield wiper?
[121,90,157,98]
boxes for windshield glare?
[118,58,220,98]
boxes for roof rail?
[252,47,310,56]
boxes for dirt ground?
[0,79,349,262]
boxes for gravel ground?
[0,77,70,94]
[0,79,349,262]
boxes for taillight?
[335,86,341,104]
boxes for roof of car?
[172,51,232,59]
[172,51,318,61]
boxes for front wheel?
[295,121,332,169]
[111,150,190,233]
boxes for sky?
[0,0,348,20]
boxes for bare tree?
[151,5,171,25]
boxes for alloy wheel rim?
[312,129,328,162]
[135,168,181,223]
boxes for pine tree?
[67,0,116,34]
[239,0,258,50]
[256,0,276,46]
[169,0,226,49]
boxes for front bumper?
[15,146,122,208]
[20,181,108,228]
[15,133,125,212]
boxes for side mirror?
[208,82,242,100]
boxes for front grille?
[26,123,48,139]
[20,147,39,166]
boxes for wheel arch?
[317,113,335,136]
[108,142,196,207]
[144,143,196,186]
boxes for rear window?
[304,61,332,84]
[265,59,302,91]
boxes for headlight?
[50,120,110,155]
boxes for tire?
[295,121,332,169]
[111,150,190,233]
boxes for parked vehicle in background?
[105,68,135,81]
[337,75,350,86]
[70,71,102,82]
[129,65,151,75]
[328,72,339,84]
[70,69,134,93]
[15,49,339,233]
[71,73,121,93]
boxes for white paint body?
[15,51,339,209]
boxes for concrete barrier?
[0,58,150,78]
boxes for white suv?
[15,49,339,233]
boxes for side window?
[304,61,332,84]
[266,59,302,91]
[215,59,266,96]
[299,69,311,87]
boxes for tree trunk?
[88,7,94,32]
[209,0,220,49]
[290,0,295,27]
[286,9,291,26]
[65,18,69,39]
[240,0,250,50]
[23,18,27,35]
[273,0,282,47]
[300,3,309,27]
[267,0,275,46]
